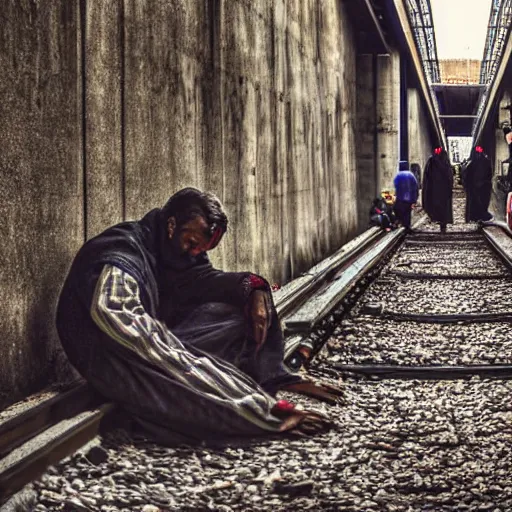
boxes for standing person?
[56,187,336,445]
[422,147,454,233]
[464,146,493,222]
[393,160,419,231]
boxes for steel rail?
[283,214,429,365]
[482,224,512,269]
[274,226,383,319]
[365,310,512,324]
[388,270,509,279]
[285,229,406,333]
[333,363,512,379]
[0,403,115,502]
[0,383,104,459]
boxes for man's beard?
[161,231,197,269]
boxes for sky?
[430,0,493,60]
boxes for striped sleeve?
[90,264,282,432]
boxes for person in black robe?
[464,146,493,222]
[422,147,453,233]
[56,188,337,445]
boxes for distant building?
[439,59,481,84]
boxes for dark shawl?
[56,209,256,372]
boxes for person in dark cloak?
[422,147,453,233]
[463,146,493,222]
[56,188,339,445]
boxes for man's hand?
[248,290,272,352]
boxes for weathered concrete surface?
[376,53,401,192]
[0,1,83,401]
[408,88,433,180]
[122,0,358,280]
[85,2,124,238]
[355,54,378,232]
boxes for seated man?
[369,190,397,231]
[56,188,337,445]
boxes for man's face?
[381,191,395,205]
[168,216,215,257]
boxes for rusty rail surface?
[0,385,114,503]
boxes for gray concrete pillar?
[355,54,378,232]
[408,87,433,182]
[376,52,400,192]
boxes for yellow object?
[381,189,395,205]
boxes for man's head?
[161,188,228,257]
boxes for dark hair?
[161,187,228,235]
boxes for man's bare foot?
[278,379,344,405]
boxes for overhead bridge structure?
[361,0,512,199]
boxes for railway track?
[3,191,512,511]
[0,218,398,506]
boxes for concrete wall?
[355,55,378,232]
[0,0,361,401]
[0,2,84,404]
[376,53,401,192]
[408,88,433,182]
[355,51,411,231]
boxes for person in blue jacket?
[393,160,419,230]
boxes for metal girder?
[480,0,512,85]
[391,0,446,147]
[406,0,440,84]
[473,1,512,140]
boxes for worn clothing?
[56,208,300,444]
[464,151,493,222]
[422,152,454,226]
[369,198,396,229]
[394,199,413,229]
[394,171,419,204]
